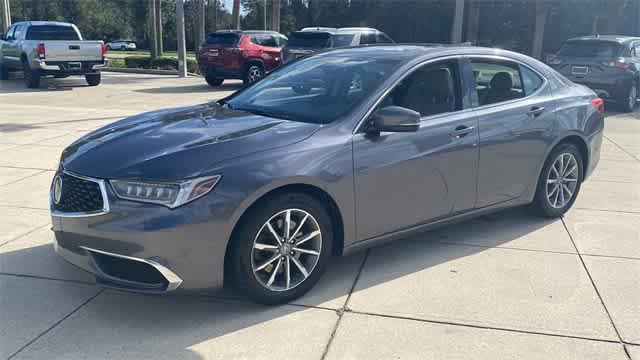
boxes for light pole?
[176,0,187,78]
[1,0,11,33]
[264,0,267,30]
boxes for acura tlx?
[51,45,603,304]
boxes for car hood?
[61,102,321,180]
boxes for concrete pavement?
[1,73,638,359]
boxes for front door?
[353,59,479,241]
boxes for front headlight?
[110,175,221,208]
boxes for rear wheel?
[531,142,583,217]
[619,82,637,113]
[22,60,40,88]
[85,73,101,86]
[205,75,224,87]
[243,64,264,86]
[229,192,333,304]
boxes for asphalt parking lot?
[1,72,639,359]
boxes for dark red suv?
[197,30,288,87]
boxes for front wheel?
[85,73,101,86]
[531,143,584,217]
[243,64,264,86]
[229,193,333,304]
[619,82,637,113]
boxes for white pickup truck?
[0,21,107,88]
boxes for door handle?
[449,125,474,138]
[527,106,545,117]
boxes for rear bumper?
[35,59,106,74]
[199,63,242,79]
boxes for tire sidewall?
[620,82,637,113]
[533,143,584,217]
[23,60,39,88]
[243,64,264,86]
[205,75,224,87]
[230,192,333,305]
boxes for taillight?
[36,43,45,59]
[101,44,108,56]
[601,58,628,69]
[546,54,562,65]
[590,97,605,115]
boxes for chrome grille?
[52,172,105,214]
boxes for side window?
[634,45,640,58]
[379,60,460,117]
[519,65,543,96]
[13,25,25,40]
[275,35,287,47]
[471,59,524,106]
[376,32,393,44]
[359,32,377,45]
[5,25,16,40]
[261,35,278,47]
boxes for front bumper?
[51,171,237,294]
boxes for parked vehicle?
[0,21,107,88]
[52,45,603,305]
[547,35,640,112]
[197,30,288,87]
[282,27,393,64]
[106,39,136,51]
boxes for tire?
[0,63,8,80]
[205,75,224,87]
[243,63,264,86]
[85,73,101,86]
[228,192,333,305]
[22,60,40,88]
[530,142,584,218]
[619,82,637,113]
[120,46,126,51]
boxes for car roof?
[566,35,640,44]
[312,44,543,66]
[12,21,75,27]
[294,27,381,35]
[211,30,282,36]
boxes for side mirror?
[368,106,420,133]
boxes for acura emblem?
[53,175,63,205]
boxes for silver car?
[106,39,137,51]
[52,45,603,304]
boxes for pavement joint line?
[574,207,640,215]
[320,249,370,360]
[0,223,51,248]
[0,165,55,171]
[588,179,639,184]
[436,240,578,256]
[0,205,50,211]
[581,253,640,261]
[7,288,105,360]
[0,169,48,187]
[561,217,632,360]
[0,272,94,286]
[346,309,622,345]
[603,134,640,162]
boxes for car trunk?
[42,41,104,62]
[198,33,241,67]
[553,40,624,79]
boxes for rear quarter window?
[287,33,330,48]
[26,25,80,41]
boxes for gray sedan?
[51,45,604,304]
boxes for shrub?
[123,56,199,73]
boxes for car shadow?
[0,206,565,358]
[0,74,90,93]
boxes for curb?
[102,67,201,77]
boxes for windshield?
[205,33,239,46]
[557,41,622,58]
[226,54,402,124]
[287,32,331,48]
[331,34,355,47]
[26,25,80,41]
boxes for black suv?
[547,35,640,112]
[282,27,393,64]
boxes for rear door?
[466,57,556,208]
[1,25,18,66]
[353,58,479,240]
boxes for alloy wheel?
[247,66,263,84]
[629,85,637,111]
[545,153,579,209]
[251,209,322,292]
